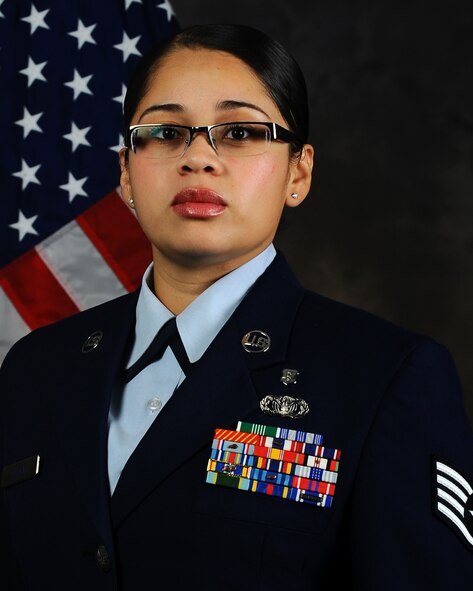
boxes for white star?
[59,172,88,203]
[114,31,141,62]
[110,134,124,154]
[9,210,39,242]
[21,4,50,34]
[112,84,127,108]
[68,18,97,49]
[63,122,92,152]
[12,159,41,190]
[14,107,43,138]
[157,0,175,21]
[125,0,142,8]
[0,0,4,18]
[19,57,47,87]
[64,69,93,100]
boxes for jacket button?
[95,544,111,573]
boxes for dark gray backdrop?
[171,0,473,423]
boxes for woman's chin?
[156,243,233,268]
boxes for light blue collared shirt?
[107,244,276,493]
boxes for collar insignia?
[241,330,271,353]
[82,330,103,353]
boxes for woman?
[1,24,472,590]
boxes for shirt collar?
[128,244,276,367]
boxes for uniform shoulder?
[298,287,436,361]
[2,291,138,366]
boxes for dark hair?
[124,24,309,156]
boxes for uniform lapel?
[51,292,138,542]
[110,254,305,528]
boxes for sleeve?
[350,341,473,590]
[0,494,26,589]
[0,347,28,590]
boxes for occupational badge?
[260,395,309,419]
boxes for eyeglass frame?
[124,121,304,158]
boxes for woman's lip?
[172,187,226,206]
[171,188,226,218]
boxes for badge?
[82,330,103,353]
[206,422,342,508]
[280,369,299,385]
[241,330,271,353]
[1,455,41,488]
[260,394,309,419]
[432,457,473,551]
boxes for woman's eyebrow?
[137,100,270,122]
[217,99,270,118]
[138,103,184,121]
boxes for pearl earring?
[127,196,135,208]
[291,193,299,199]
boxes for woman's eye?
[221,125,266,142]
[149,126,182,141]
[227,126,249,140]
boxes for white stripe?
[35,220,126,310]
[325,472,338,484]
[0,287,31,364]
[437,487,465,517]
[437,474,468,503]
[438,501,473,547]
[437,461,473,496]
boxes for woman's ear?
[119,148,132,205]
[285,144,314,208]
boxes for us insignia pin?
[260,395,309,419]
[241,330,271,353]
[432,457,473,551]
[82,330,103,353]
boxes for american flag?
[0,0,179,363]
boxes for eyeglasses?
[126,122,303,159]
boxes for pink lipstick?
[171,187,226,219]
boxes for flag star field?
[0,0,179,362]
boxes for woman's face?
[120,48,313,271]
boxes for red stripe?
[77,190,152,292]
[0,249,79,329]
[214,429,259,444]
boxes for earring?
[127,196,135,208]
[291,193,299,199]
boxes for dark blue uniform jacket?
[1,254,473,589]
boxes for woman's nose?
[177,133,222,173]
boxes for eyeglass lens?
[131,123,272,159]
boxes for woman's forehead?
[135,48,279,119]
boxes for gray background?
[171,0,473,423]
